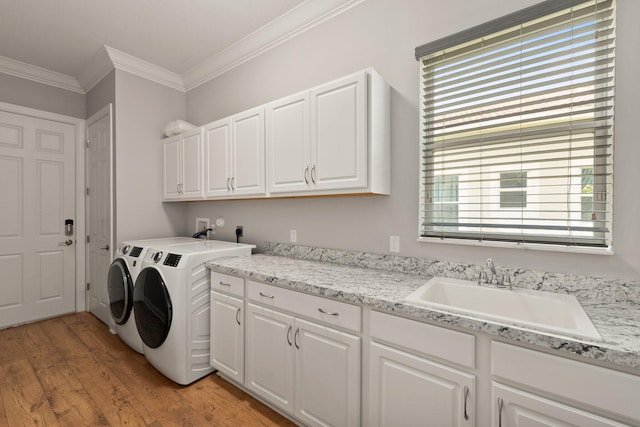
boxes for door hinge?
[86,283,90,291]
[86,187,90,196]
[85,138,90,147]
[86,235,90,243]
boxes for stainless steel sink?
[404,277,602,341]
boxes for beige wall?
[114,70,188,243]
[0,73,84,118]
[184,0,640,280]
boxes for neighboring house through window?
[416,0,615,248]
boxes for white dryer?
[107,237,199,353]
[133,240,255,385]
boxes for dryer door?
[133,267,172,348]
[107,258,133,325]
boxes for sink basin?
[404,277,602,341]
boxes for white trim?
[104,46,184,91]
[417,237,614,256]
[76,46,114,93]
[0,0,363,93]
[0,101,87,312]
[182,0,366,91]
[0,55,84,93]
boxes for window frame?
[415,0,615,252]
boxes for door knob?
[59,239,73,246]
[99,244,110,251]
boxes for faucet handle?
[502,274,512,289]
[478,271,488,285]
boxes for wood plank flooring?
[0,312,297,426]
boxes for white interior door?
[0,108,77,329]
[86,105,113,327]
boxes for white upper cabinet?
[164,68,389,202]
[204,107,266,199]
[163,128,204,200]
[267,68,390,197]
[267,91,310,194]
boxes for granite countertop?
[206,253,640,371]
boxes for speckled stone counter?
[206,248,640,371]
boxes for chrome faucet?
[478,258,512,288]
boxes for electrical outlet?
[236,226,243,238]
[195,218,210,233]
[389,235,400,253]
[290,229,297,243]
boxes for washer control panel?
[164,253,182,267]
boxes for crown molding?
[0,0,363,94]
[181,0,365,91]
[75,46,114,93]
[0,55,84,93]
[105,46,184,92]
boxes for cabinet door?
[245,303,295,414]
[210,291,244,384]
[310,70,367,191]
[231,107,265,197]
[205,118,232,198]
[267,92,310,194]
[162,135,181,200]
[492,383,628,427]
[369,342,475,427]
[294,318,360,427]
[181,128,204,198]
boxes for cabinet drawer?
[247,280,361,332]
[492,341,640,423]
[211,272,244,297]
[370,310,475,369]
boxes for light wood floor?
[0,312,297,426]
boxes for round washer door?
[107,258,133,325]
[133,267,172,348]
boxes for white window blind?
[417,0,615,248]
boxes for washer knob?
[153,251,163,263]
[121,244,130,255]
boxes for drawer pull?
[318,308,339,316]
[235,308,241,326]
[498,397,504,427]
[259,292,275,299]
[219,281,232,286]
[294,328,300,349]
[463,386,469,420]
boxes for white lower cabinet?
[369,342,475,427]
[210,291,244,383]
[491,342,640,426]
[245,282,361,427]
[492,383,628,427]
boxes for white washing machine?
[133,240,255,385]
[107,237,200,353]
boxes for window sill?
[417,237,614,256]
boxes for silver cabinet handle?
[259,292,275,299]
[294,328,300,349]
[99,244,109,251]
[463,386,470,420]
[235,308,241,326]
[311,165,317,183]
[226,177,231,191]
[230,177,235,190]
[286,325,292,346]
[59,239,73,246]
[318,308,339,316]
[304,166,309,184]
[219,281,232,287]
[498,397,504,427]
